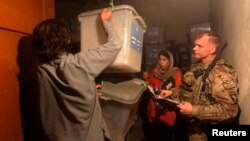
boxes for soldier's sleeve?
[192,65,239,122]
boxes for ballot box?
[98,78,146,141]
[78,5,147,73]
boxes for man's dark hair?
[32,18,72,63]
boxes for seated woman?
[142,50,182,141]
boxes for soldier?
[160,31,239,141]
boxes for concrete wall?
[122,0,210,43]
[56,0,209,43]
[210,0,250,124]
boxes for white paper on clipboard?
[147,85,180,105]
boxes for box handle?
[134,16,147,32]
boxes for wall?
[55,0,209,43]
[0,0,54,141]
[116,0,210,43]
[210,0,250,124]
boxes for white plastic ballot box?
[98,78,147,141]
[78,5,147,73]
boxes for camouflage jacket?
[180,59,239,123]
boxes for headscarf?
[154,51,177,80]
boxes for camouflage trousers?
[188,132,207,141]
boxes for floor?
[126,115,189,141]
[127,116,145,141]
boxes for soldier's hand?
[101,8,112,21]
[177,101,193,116]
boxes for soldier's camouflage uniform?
[180,59,239,141]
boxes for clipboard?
[147,85,180,105]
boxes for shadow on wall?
[17,36,44,141]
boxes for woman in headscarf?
[143,50,182,141]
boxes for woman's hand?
[159,89,173,98]
[101,8,112,21]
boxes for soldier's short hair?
[195,31,221,51]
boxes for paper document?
[147,85,180,105]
